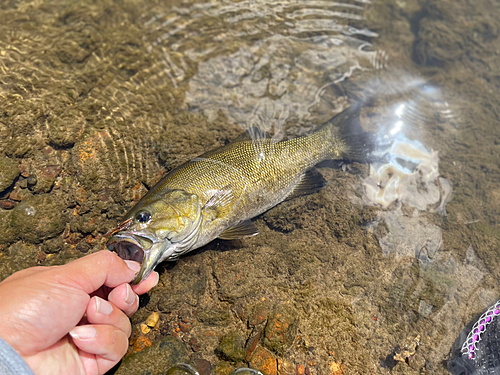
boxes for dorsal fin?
[286,168,327,200]
[218,220,259,240]
[232,127,270,143]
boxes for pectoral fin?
[218,220,259,240]
[286,168,327,200]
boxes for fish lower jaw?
[108,238,145,264]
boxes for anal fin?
[286,168,327,200]
[218,220,259,240]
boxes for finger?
[107,284,139,317]
[131,271,159,295]
[69,324,128,362]
[86,296,132,337]
[53,250,142,294]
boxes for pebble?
[146,312,160,328]
[249,304,268,326]
[0,199,16,210]
[218,331,246,362]
[245,328,262,361]
[249,346,278,375]
[192,359,212,375]
[277,359,295,375]
[132,334,152,352]
[189,337,201,352]
[140,323,151,334]
[179,321,191,332]
[9,186,31,201]
[264,307,297,355]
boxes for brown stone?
[264,307,297,355]
[132,334,152,352]
[250,346,278,375]
[179,321,191,332]
[0,199,16,209]
[39,165,62,178]
[189,337,201,352]
[249,304,268,326]
[9,187,30,201]
[245,328,262,361]
[191,359,212,375]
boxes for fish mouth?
[107,232,157,284]
[108,236,145,264]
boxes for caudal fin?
[320,102,377,163]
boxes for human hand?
[0,250,159,375]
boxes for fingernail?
[95,297,113,315]
[152,272,159,288]
[69,326,97,340]
[125,283,136,305]
[125,260,141,272]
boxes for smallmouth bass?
[107,105,373,283]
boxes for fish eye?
[135,211,151,223]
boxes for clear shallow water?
[0,0,499,374]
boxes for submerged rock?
[217,331,246,362]
[116,336,190,375]
[9,195,66,244]
[0,156,19,193]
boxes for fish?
[107,104,374,284]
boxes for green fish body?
[107,105,370,283]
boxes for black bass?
[107,105,373,283]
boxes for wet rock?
[249,346,278,375]
[9,195,66,244]
[277,359,295,375]
[217,331,246,362]
[0,156,19,192]
[215,361,234,375]
[9,186,32,201]
[245,328,262,362]
[40,236,65,254]
[30,165,62,194]
[165,363,199,375]
[0,241,38,281]
[146,312,160,328]
[26,174,37,187]
[0,211,15,246]
[189,337,201,352]
[263,306,298,355]
[179,321,191,333]
[132,333,153,352]
[48,108,85,148]
[249,304,268,327]
[0,199,16,210]
[191,359,211,375]
[117,336,189,375]
[230,368,265,375]
[157,264,208,312]
[195,307,231,326]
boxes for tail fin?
[319,102,377,163]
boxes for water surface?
[0,0,499,374]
